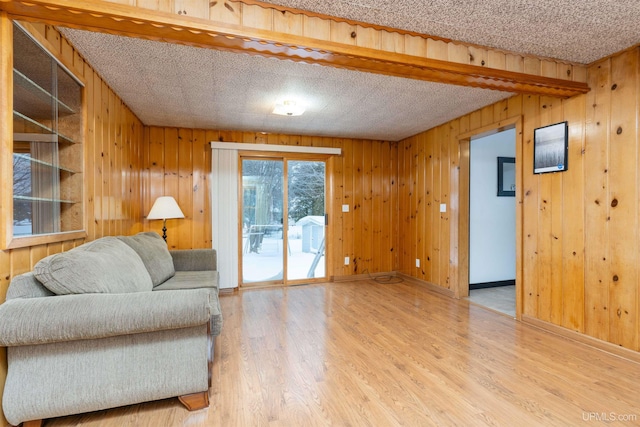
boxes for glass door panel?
[240,157,327,286]
[241,159,284,283]
[287,160,326,280]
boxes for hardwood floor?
[47,280,639,426]
[468,285,516,317]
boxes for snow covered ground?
[242,235,325,283]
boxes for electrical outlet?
[416,258,420,268]
[345,257,350,265]
[342,204,350,212]
[440,203,447,213]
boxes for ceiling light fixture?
[272,100,305,116]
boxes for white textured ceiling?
[267,0,640,64]
[59,1,640,141]
[60,28,511,141]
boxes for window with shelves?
[12,23,84,239]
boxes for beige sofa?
[0,232,222,426]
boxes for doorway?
[467,128,516,316]
[240,156,327,286]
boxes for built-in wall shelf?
[13,68,76,119]
[13,111,76,145]
[13,153,78,174]
[11,22,84,239]
[14,195,76,204]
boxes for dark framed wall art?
[497,156,515,197]
[533,121,568,174]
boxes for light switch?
[342,204,350,212]
[440,203,447,213]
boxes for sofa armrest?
[170,249,217,271]
[0,289,211,347]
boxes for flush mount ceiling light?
[272,100,305,116]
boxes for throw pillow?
[117,232,175,286]
[34,237,153,295]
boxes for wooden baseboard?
[396,273,456,298]
[332,272,455,299]
[332,271,397,282]
[521,315,640,364]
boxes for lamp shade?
[146,196,185,220]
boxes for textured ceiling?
[267,0,640,64]
[59,1,639,141]
[60,29,510,141]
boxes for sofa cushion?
[117,232,175,286]
[34,237,152,295]
[153,271,219,292]
[153,271,222,336]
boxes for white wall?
[469,128,516,284]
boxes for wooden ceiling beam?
[0,0,589,97]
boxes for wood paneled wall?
[398,47,640,352]
[141,127,212,250]
[142,127,399,277]
[581,48,639,350]
[0,21,144,424]
[1,12,637,426]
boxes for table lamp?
[146,196,185,241]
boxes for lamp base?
[162,219,167,241]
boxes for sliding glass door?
[241,158,285,283]
[287,160,326,280]
[241,156,326,285]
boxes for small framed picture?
[497,157,515,197]
[534,121,568,174]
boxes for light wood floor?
[47,280,639,426]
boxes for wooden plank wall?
[141,127,399,277]
[398,47,640,352]
[104,0,586,84]
[0,23,144,424]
